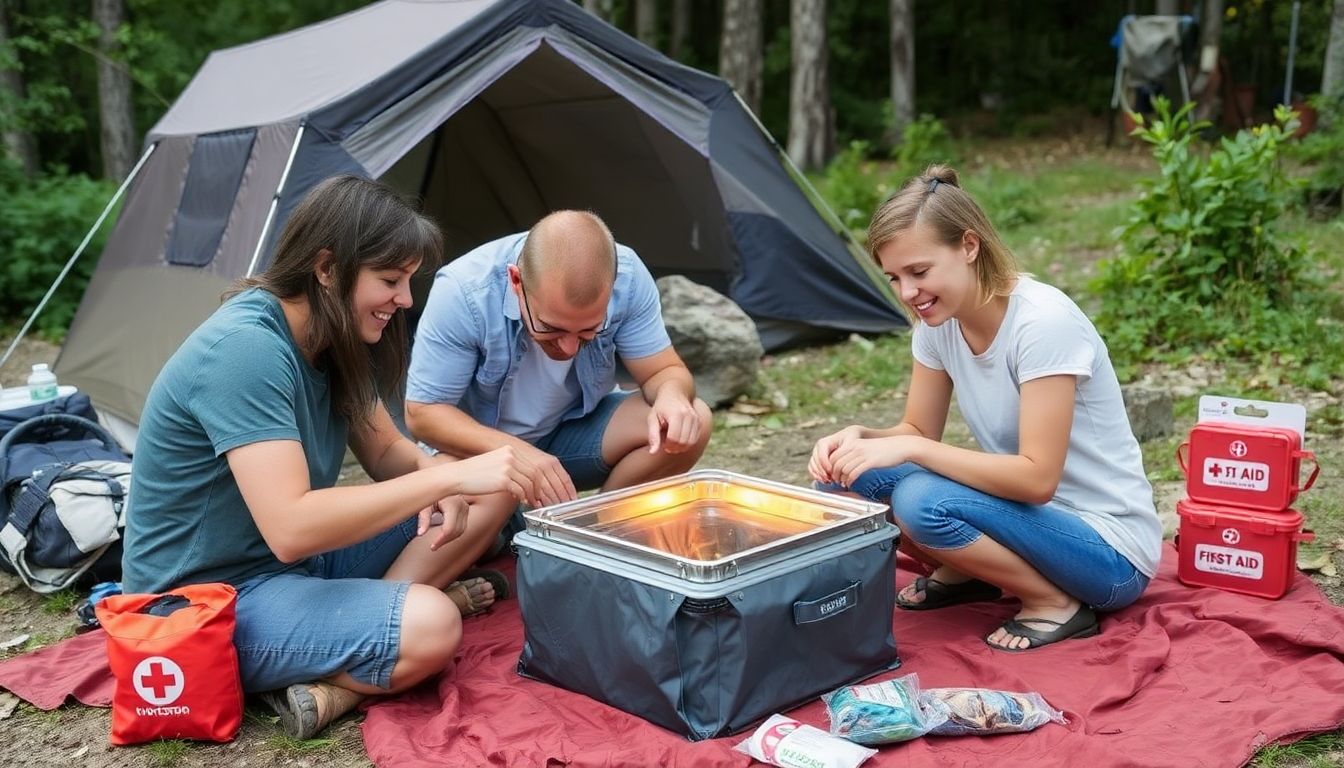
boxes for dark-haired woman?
[122,176,541,739]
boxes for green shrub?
[965,168,1044,229]
[1093,97,1344,385]
[819,140,897,231]
[0,161,116,339]
[1290,93,1344,219]
[892,113,959,181]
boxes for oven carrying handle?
[793,582,861,625]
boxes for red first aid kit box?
[1178,421,1319,512]
[1176,499,1313,599]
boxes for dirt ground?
[0,335,1341,767]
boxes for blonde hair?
[866,164,1019,312]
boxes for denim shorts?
[819,463,1149,611]
[533,389,634,491]
[232,515,419,693]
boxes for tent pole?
[0,142,158,372]
[728,90,896,302]
[246,121,306,277]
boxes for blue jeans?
[232,515,420,693]
[533,389,635,490]
[820,463,1148,611]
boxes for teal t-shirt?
[121,289,349,593]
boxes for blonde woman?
[810,165,1161,652]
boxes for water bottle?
[27,363,58,402]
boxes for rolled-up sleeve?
[406,273,481,405]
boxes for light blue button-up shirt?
[405,233,672,430]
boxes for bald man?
[405,211,713,545]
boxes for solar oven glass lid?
[524,470,885,569]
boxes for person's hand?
[647,391,702,454]
[830,436,919,487]
[417,494,469,551]
[448,446,542,506]
[808,425,866,485]
[514,442,578,507]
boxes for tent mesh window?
[165,128,258,268]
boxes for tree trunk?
[670,0,691,60]
[787,0,833,170]
[0,0,38,176]
[1155,0,1179,15]
[634,0,656,47]
[719,0,763,114]
[888,0,914,142]
[1324,0,1344,111]
[93,0,135,181]
[1192,0,1223,120]
[582,0,613,22]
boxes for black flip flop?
[895,576,1003,611]
[986,604,1100,653]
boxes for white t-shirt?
[911,276,1162,577]
[496,338,582,444]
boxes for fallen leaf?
[1297,553,1332,573]
[796,418,826,429]
[0,634,29,651]
[723,413,755,428]
[0,693,17,719]
[69,746,88,759]
[1324,561,1339,578]
[769,390,790,410]
[729,402,772,416]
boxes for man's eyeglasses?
[519,276,611,341]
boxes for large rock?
[656,275,762,408]
[1122,383,1173,442]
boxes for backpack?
[0,411,132,593]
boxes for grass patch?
[748,332,913,424]
[1253,729,1344,767]
[143,739,191,767]
[40,589,79,616]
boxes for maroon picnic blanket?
[5,544,1344,767]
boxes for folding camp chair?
[1107,14,1197,144]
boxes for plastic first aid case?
[1176,499,1314,599]
[514,470,901,740]
[1178,422,1318,512]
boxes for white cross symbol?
[1229,440,1249,458]
[1222,528,1241,545]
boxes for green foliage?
[964,168,1044,230]
[819,141,897,231]
[892,114,959,180]
[0,160,117,338]
[1094,97,1344,385]
[1290,94,1344,218]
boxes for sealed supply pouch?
[734,714,877,768]
[821,674,946,745]
[922,687,1067,737]
[95,583,243,745]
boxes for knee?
[888,470,950,543]
[395,585,461,686]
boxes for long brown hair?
[867,164,1019,315]
[229,175,443,427]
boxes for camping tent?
[55,0,904,439]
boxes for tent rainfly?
[53,0,904,444]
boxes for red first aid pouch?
[94,583,243,745]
